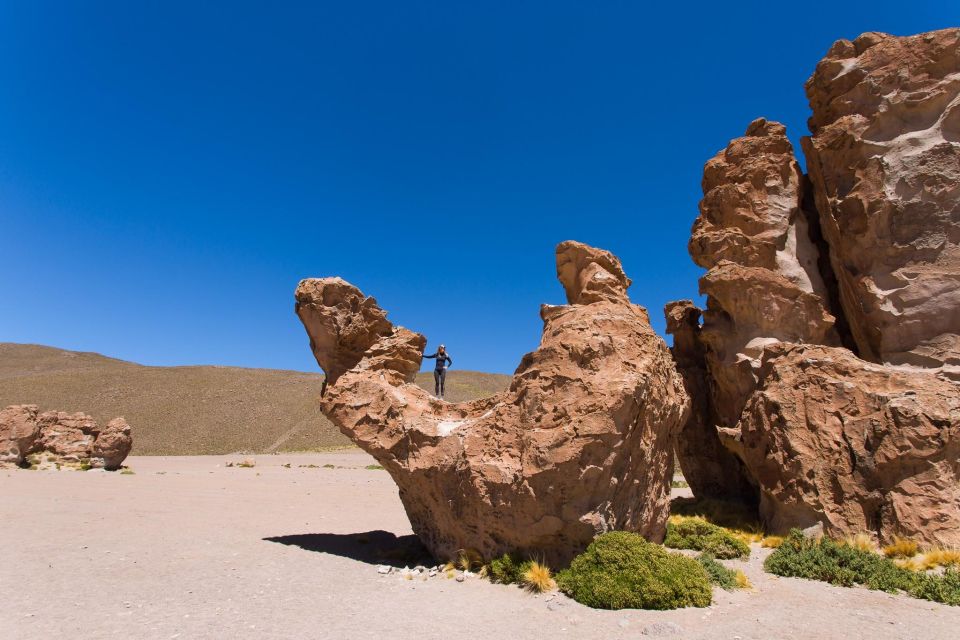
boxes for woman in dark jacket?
[422,344,452,398]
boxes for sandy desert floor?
[2,451,958,640]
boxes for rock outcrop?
[296,241,688,565]
[727,344,960,546]
[670,28,960,547]
[0,404,41,466]
[0,405,133,470]
[803,29,960,376]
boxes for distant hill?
[0,343,510,455]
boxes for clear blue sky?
[1,2,955,374]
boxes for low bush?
[696,553,738,590]
[556,531,712,610]
[764,530,960,606]
[665,516,750,559]
[489,553,528,584]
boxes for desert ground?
[3,450,957,640]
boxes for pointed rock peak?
[744,118,787,138]
[555,240,632,305]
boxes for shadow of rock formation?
[264,530,433,567]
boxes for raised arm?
[422,352,437,359]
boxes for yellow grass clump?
[734,570,752,590]
[761,536,784,548]
[521,561,556,593]
[842,533,878,553]
[883,536,920,559]
[893,557,922,572]
[918,549,960,570]
[456,548,483,572]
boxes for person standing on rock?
[422,344,452,399]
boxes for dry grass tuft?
[761,536,784,548]
[734,570,752,590]
[883,536,919,559]
[842,533,878,553]
[521,561,555,593]
[894,557,923,572]
[456,548,483,572]
[918,549,960,570]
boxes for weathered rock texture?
[664,300,754,502]
[726,344,960,547]
[296,241,688,564]
[670,28,960,547]
[0,404,132,470]
[803,29,960,376]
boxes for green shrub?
[696,553,738,590]
[910,569,960,606]
[764,530,913,592]
[764,529,960,606]
[665,517,750,559]
[556,531,712,610]
[489,553,530,584]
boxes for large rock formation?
[803,29,960,376]
[296,241,689,565]
[669,28,960,547]
[727,344,960,547]
[0,405,133,470]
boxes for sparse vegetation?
[671,479,689,488]
[120,468,135,475]
[665,515,750,559]
[555,531,712,610]
[764,529,960,606]
[364,464,384,471]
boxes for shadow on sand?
[264,530,434,567]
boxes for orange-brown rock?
[0,405,133,470]
[664,301,754,502]
[296,241,688,564]
[0,404,41,466]
[722,343,960,547]
[803,29,960,376]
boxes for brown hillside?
[0,343,510,455]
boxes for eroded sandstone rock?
[296,241,688,564]
[803,28,960,376]
[0,404,40,465]
[0,405,133,470]
[689,118,842,427]
[723,343,960,547]
[672,29,960,545]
